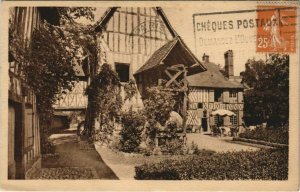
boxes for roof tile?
[187,62,244,89]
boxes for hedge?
[135,148,288,180]
[239,126,288,145]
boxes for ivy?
[123,79,138,101]
[9,7,96,153]
[58,7,96,24]
[143,86,176,140]
[85,64,123,142]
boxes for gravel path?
[186,133,262,152]
[30,128,118,180]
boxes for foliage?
[142,86,176,143]
[143,86,176,126]
[10,23,78,113]
[41,135,55,154]
[58,7,96,24]
[188,142,216,155]
[135,148,288,180]
[239,124,288,145]
[9,7,96,151]
[85,64,123,140]
[119,109,146,153]
[123,79,138,101]
[160,139,185,155]
[241,54,289,126]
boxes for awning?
[211,109,236,117]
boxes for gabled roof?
[94,7,177,37]
[134,36,206,75]
[187,62,244,89]
[134,39,177,75]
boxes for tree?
[85,64,123,141]
[143,86,176,140]
[119,109,146,153]
[9,7,96,153]
[241,54,289,127]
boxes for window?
[230,112,238,125]
[229,90,237,98]
[214,115,223,126]
[214,89,222,102]
[115,63,130,82]
[197,103,203,109]
[214,116,218,125]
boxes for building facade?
[92,7,179,109]
[92,7,244,131]
[8,7,59,179]
[186,51,244,133]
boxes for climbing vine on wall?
[9,7,96,153]
[85,64,123,142]
[123,79,138,101]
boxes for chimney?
[202,53,209,63]
[224,50,234,78]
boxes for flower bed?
[135,148,288,180]
[239,126,288,145]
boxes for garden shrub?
[41,138,55,154]
[190,142,216,156]
[135,148,288,180]
[239,124,288,144]
[160,139,185,155]
[119,109,146,153]
[143,86,176,130]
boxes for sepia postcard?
[0,0,299,191]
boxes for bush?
[119,109,146,153]
[143,86,176,127]
[189,142,216,156]
[135,148,288,180]
[41,138,55,154]
[239,124,288,144]
[160,139,185,155]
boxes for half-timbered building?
[93,7,181,110]
[90,7,207,134]
[186,51,244,133]
[8,7,59,179]
[53,64,88,111]
[92,7,244,133]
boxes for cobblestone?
[30,167,97,179]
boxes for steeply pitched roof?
[187,62,244,89]
[94,7,177,37]
[134,36,206,75]
[134,39,177,75]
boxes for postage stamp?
[256,6,297,53]
[0,1,299,191]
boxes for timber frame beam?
[161,64,189,135]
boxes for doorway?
[13,103,24,179]
[201,118,208,132]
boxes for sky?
[82,1,290,76]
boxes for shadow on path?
[41,129,118,180]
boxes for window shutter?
[209,89,214,102]
[223,90,229,103]
[238,91,243,103]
